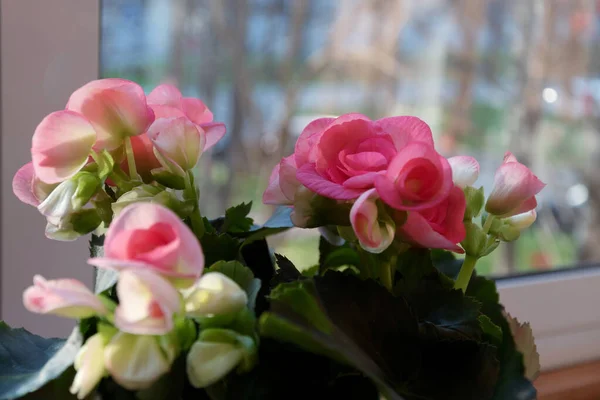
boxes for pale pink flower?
[448,156,480,188]
[113,269,180,335]
[350,189,395,253]
[147,117,206,176]
[67,78,155,151]
[31,110,96,184]
[23,275,106,318]
[485,152,545,217]
[147,84,225,150]
[70,333,106,399]
[88,203,204,287]
[397,186,467,252]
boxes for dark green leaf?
[200,232,241,267]
[205,339,378,400]
[478,315,503,345]
[301,265,319,278]
[241,239,275,315]
[323,248,360,269]
[0,324,81,400]
[272,254,302,285]
[207,260,261,311]
[261,273,500,400]
[466,275,537,400]
[222,202,254,233]
[238,207,294,245]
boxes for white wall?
[1,0,99,337]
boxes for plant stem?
[380,261,394,292]
[185,171,204,239]
[124,137,139,180]
[482,215,495,234]
[454,254,478,293]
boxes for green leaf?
[222,202,254,233]
[272,254,302,285]
[466,274,537,400]
[261,273,499,400]
[240,239,276,315]
[301,265,319,277]
[200,232,241,267]
[479,315,503,345]
[207,260,261,311]
[0,323,81,400]
[505,314,540,381]
[323,248,360,269]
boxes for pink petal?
[499,196,538,218]
[279,155,300,201]
[200,122,226,151]
[374,116,434,149]
[342,172,381,189]
[294,117,335,167]
[31,110,96,184]
[297,163,363,200]
[399,211,464,253]
[448,156,480,188]
[150,104,187,120]
[67,79,155,150]
[147,84,183,108]
[503,151,519,163]
[13,163,40,207]
[182,98,214,125]
[315,114,373,169]
[486,162,545,216]
[114,269,179,335]
[262,163,291,205]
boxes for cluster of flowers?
[263,113,545,279]
[13,79,254,398]
[12,78,545,398]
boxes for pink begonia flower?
[67,78,155,151]
[147,84,225,151]
[448,156,480,188]
[485,152,546,217]
[147,117,206,176]
[374,142,453,211]
[397,185,467,252]
[113,269,180,335]
[23,275,106,319]
[350,189,395,253]
[295,114,443,202]
[88,203,204,287]
[12,162,57,207]
[262,155,300,205]
[31,110,97,184]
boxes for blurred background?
[101,0,600,276]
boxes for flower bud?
[463,186,485,220]
[506,210,537,231]
[349,189,395,254]
[23,275,106,319]
[448,156,480,188]
[186,341,244,388]
[186,329,256,388]
[183,272,248,318]
[111,184,180,217]
[45,208,102,241]
[104,333,173,390]
[70,333,107,399]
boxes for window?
[1,0,598,370]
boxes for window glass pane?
[101,0,598,276]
